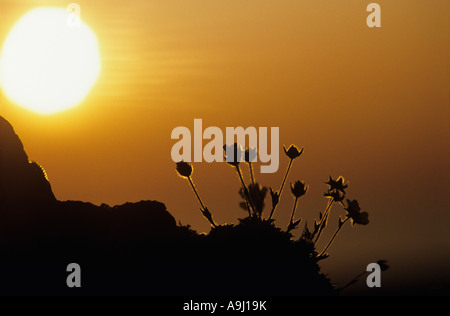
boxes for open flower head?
[283,144,303,160]
[291,180,308,198]
[176,161,193,178]
[354,211,369,225]
[345,199,360,217]
[244,147,258,163]
[223,143,245,166]
[325,176,348,193]
[344,199,369,225]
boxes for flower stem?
[235,165,256,217]
[188,176,217,227]
[188,176,205,210]
[321,197,334,222]
[268,158,294,220]
[287,197,299,229]
[249,162,256,186]
[243,201,251,217]
[279,158,293,198]
[313,197,334,244]
[268,205,276,221]
[318,217,350,257]
[248,162,258,217]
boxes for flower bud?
[291,180,308,198]
[283,144,303,160]
[176,161,193,178]
[269,187,280,208]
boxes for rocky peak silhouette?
[0,115,178,239]
[0,115,56,208]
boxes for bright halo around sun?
[0,8,101,114]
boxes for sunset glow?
[0,0,448,296]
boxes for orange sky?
[1,0,449,291]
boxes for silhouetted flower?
[283,144,303,160]
[269,188,279,208]
[240,183,267,217]
[291,180,308,198]
[325,176,348,193]
[223,143,244,166]
[355,212,369,225]
[323,189,345,203]
[173,139,371,269]
[344,199,360,217]
[176,161,192,178]
[176,161,217,227]
[344,199,369,225]
[244,147,257,163]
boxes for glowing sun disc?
[0,8,101,114]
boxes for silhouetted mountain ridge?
[0,115,177,241]
[0,115,336,296]
[0,116,56,208]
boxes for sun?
[0,8,101,114]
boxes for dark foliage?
[0,115,336,295]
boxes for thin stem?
[248,162,256,186]
[313,197,334,244]
[319,198,334,226]
[244,201,251,217]
[268,158,294,220]
[245,199,252,217]
[287,197,299,229]
[268,205,276,221]
[279,158,293,198]
[318,217,350,257]
[188,176,206,210]
[248,162,257,217]
[235,165,256,217]
[188,176,217,227]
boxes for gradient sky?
[1,0,449,292]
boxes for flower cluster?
[176,143,370,259]
[323,176,347,203]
